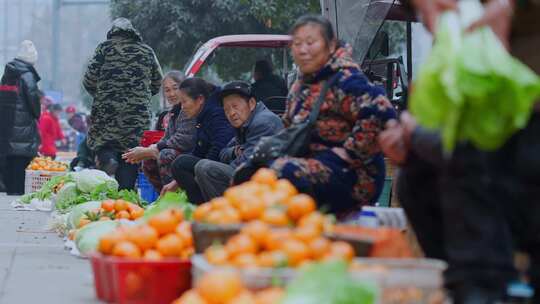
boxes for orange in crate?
[91,208,194,303]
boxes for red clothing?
[38,111,64,157]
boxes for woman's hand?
[413,0,457,33]
[122,146,153,164]
[379,120,408,165]
[467,0,513,49]
[378,112,418,165]
[160,180,179,197]
[400,112,418,147]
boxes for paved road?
[0,193,100,304]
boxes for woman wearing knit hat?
[0,40,42,195]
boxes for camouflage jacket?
[84,18,163,152]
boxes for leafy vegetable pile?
[22,169,144,212]
[67,191,193,256]
[67,201,103,230]
[75,220,119,255]
[143,191,194,220]
[281,261,377,304]
[410,0,540,152]
[20,174,74,204]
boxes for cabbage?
[75,221,119,255]
[55,182,79,210]
[143,191,194,220]
[74,169,119,193]
[410,0,540,152]
[67,201,102,230]
[282,261,377,304]
[20,174,74,204]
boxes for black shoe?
[100,159,118,176]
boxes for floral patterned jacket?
[285,44,397,204]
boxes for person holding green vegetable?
[380,0,540,303]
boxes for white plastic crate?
[24,170,66,194]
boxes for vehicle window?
[196,47,293,86]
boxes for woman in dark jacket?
[161,77,234,204]
[0,40,42,195]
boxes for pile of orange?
[28,157,68,171]
[194,168,330,228]
[78,199,145,228]
[172,269,284,304]
[97,208,194,260]
[204,219,355,269]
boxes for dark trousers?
[399,145,514,303]
[96,149,138,190]
[397,154,446,261]
[440,145,515,302]
[399,119,540,303]
[171,154,204,204]
[4,155,32,194]
[489,112,540,303]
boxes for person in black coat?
[380,1,540,302]
[0,40,41,195]
[251,59,288,112]
[161,77,235,204]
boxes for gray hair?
[160,70,185,108]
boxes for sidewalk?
[0,193,99,304]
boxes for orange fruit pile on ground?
[194,168,330,228]
[97,208,194,260]
[172,269,284,304]
[78,199,145,228]
[204,219,355,268]
[27,156,68,171]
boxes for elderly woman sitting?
[122,71,196,192]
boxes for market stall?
[15,162,447,304]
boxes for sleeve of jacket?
[156,111,173,150]
[83,44,105,98]
[206,109,234,161]
[409,126,444,168]
[149,51,163,96]
[340,69,398,162]
[230,115,284,168]
[56,120,65,141]
[161,115,196,152]
[219,137,238,164]
[20,72,41,119]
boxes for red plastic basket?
[140,130,165,147]
[90,254,117,303]
[90,254,192,304]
